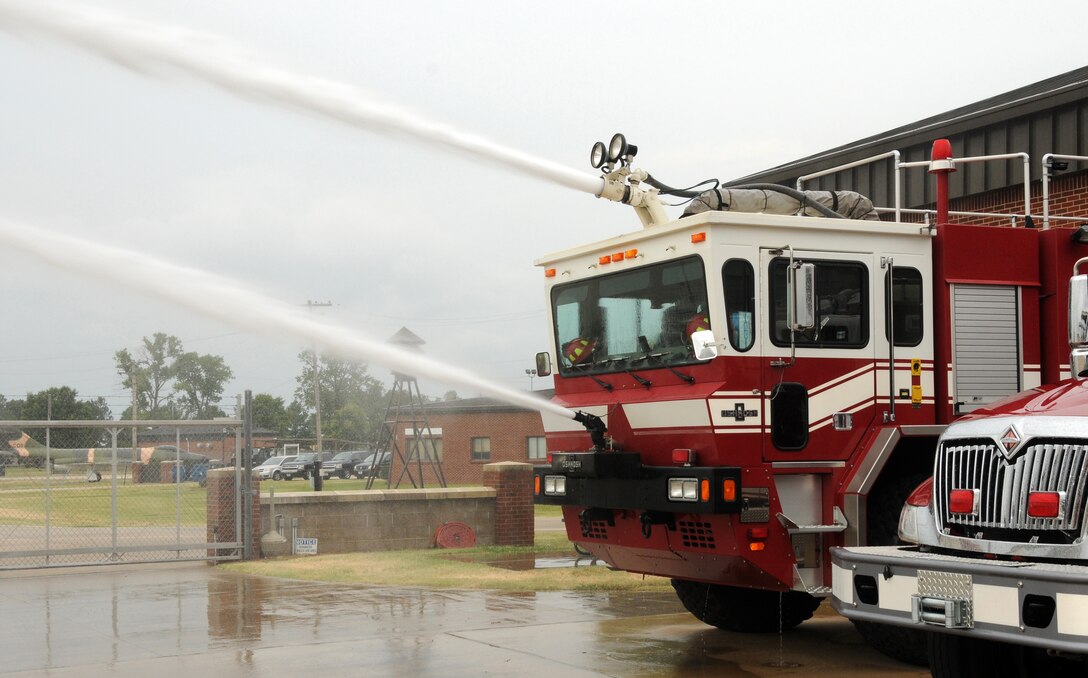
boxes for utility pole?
[304,300,333,451]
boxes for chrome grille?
[935,438,1088,534]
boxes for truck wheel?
[930,633,1087,678]
[853,469,931,666]
[671,580,820,633]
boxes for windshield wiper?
[635,336,696,384]
[625,370,652,388]
[587,373,613,391]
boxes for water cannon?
[589,132,669,229]
[572,410,608,450]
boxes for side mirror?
[691,330,719,361]
[1069,273,1088,346]
[535,351,552,377]
[791,262,816,331]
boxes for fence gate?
[0,419,246,569]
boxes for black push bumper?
[533,450,741,515]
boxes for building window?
[411,436,443,462]
[527,436,547,460]
[472,437,491,462]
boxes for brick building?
[389,392,551,485]
[138,424,277,463]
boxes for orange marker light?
[624,248,638,259]
[749,542,766,551]
[599,255,611,265]
[691,232,707,243]
[723,479,737,502]
[700,479,710,502]
[534,476,541,495]
[611,252,624,262]
[544,268,556,278]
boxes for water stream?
[0,0,605,197]
[0,218,578,422]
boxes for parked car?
[353,452,391,479]
[321,450,373,480]
[279,452,334,481]
[255,455,297,481]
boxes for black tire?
[272,470,282,481]
[341,470,351,480]
[671,579,820,633]
[301,471,310,481]
[852,468,931,667]
[930,633,1088,678]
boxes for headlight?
[543,475,567,496]
[668,477,699,502]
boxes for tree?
[249,393,290,436]
[7,386,111,446]
[292,350,387,445]
[114,333,234,420]
[173,352,233,419]
[115,333,182,417]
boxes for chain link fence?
[0,419,244,569]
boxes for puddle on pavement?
[444,551,602,570]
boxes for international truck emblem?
[998,425,1022,460]
[726,403,759,422]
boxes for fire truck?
[830,235,1088,668]
[531,134,1088,665]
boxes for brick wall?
[888,170,1088,227]
[258,487,497,554]
[392,410,544,486]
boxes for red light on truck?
[723,479,736,502]
[534,476,541,495]
[1028,491,1062,518]
[747,527,768,551]
[906,478,933,507]
[700,479,710,502]
[671,449,695,466]
[949,489,977,514]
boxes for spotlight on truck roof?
[590,141,607,169]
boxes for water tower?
[364,327,447,489]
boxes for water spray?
[0,0,669,226]
[0,218,610,434]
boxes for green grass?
[222,531,672,592]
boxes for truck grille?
[678,520,715,549]
[935,438,1088,538]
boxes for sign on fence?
[294,537,318,555]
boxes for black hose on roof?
[646,174,849,219]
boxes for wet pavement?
[0,563,927,677]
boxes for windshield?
[552,256,709,376]
[256,457,283,468]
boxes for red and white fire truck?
[532,135,1088,666]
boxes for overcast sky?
[1,0,1086,417]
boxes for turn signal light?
[700,479,710,502]
[611,252,624,262]
[723,479,737,502]
[599,255,611,265]
[747,527,768,551]
[1028,491,1062,518]
[949,489,978,515]
[624,249,638,259]
[534,476,541,495]
[544,268,556,278]
[691,232,707,243]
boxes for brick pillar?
[206,468,261,559]
[482,461,533,546]
[161,460,179,483]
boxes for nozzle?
[572,411,608,450]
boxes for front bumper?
[831,545,1088,654]
[533,451,741,515]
